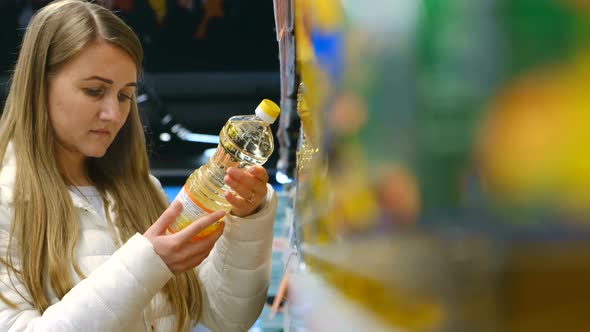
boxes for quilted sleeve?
[0,197,173,332]
[198,184,277,332]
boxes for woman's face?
[47,40,137,162]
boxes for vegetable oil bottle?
[168,99,280,238]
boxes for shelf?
[287,266,406,332]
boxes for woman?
[0,1,277,331]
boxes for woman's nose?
[98,95,120,121]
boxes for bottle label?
[168,185,213,233]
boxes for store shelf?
[299,235,445,288]
[287,265,406,332]
[285,228,502,332]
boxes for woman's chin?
[85,147,109,159]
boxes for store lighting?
[275,170,292,184]
[136,93,149,103]
[171,124,220,144]
[159,132,171,142]
[203,148,217,159]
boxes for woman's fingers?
[145,201,182,237]
[177,223,225,271]
[224,191,250,208]
[246,165,269,183]
[145,208,226,274]
[224,167,267,201]
[223,166,269,217]
[173,210,226,243]
[226,167,267,189]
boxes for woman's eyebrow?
[83,76,137,87]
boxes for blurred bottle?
[476,0,590,219]
[296,83,317,171]
[294,82,326,244]
[168,99,281,238]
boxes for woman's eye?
[118,93,132,102]
[84,88,104,97]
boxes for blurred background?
[282,0,590,332]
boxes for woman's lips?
[90,129,110,136]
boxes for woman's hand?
[224,166,269,217]
[144,201,225,274]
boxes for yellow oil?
[168,113,275,238]
[170,214,222,240]
[306,255,445,331]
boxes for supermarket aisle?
[250,189,290,332]
[163,186,289,332]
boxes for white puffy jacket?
[0,143,277,331]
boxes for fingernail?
[247,166,257,174]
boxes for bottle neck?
[254,112,276,125]
[252,115,268,124]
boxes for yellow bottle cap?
[256,99,281,123]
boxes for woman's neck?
[55,147,91,186]
[61,164,92,186]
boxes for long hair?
[0,1,201,330]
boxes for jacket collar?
[0,142,17,204]
[0,142,94,210]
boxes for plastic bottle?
[168,99,281,238]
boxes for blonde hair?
[0,1,201,330]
